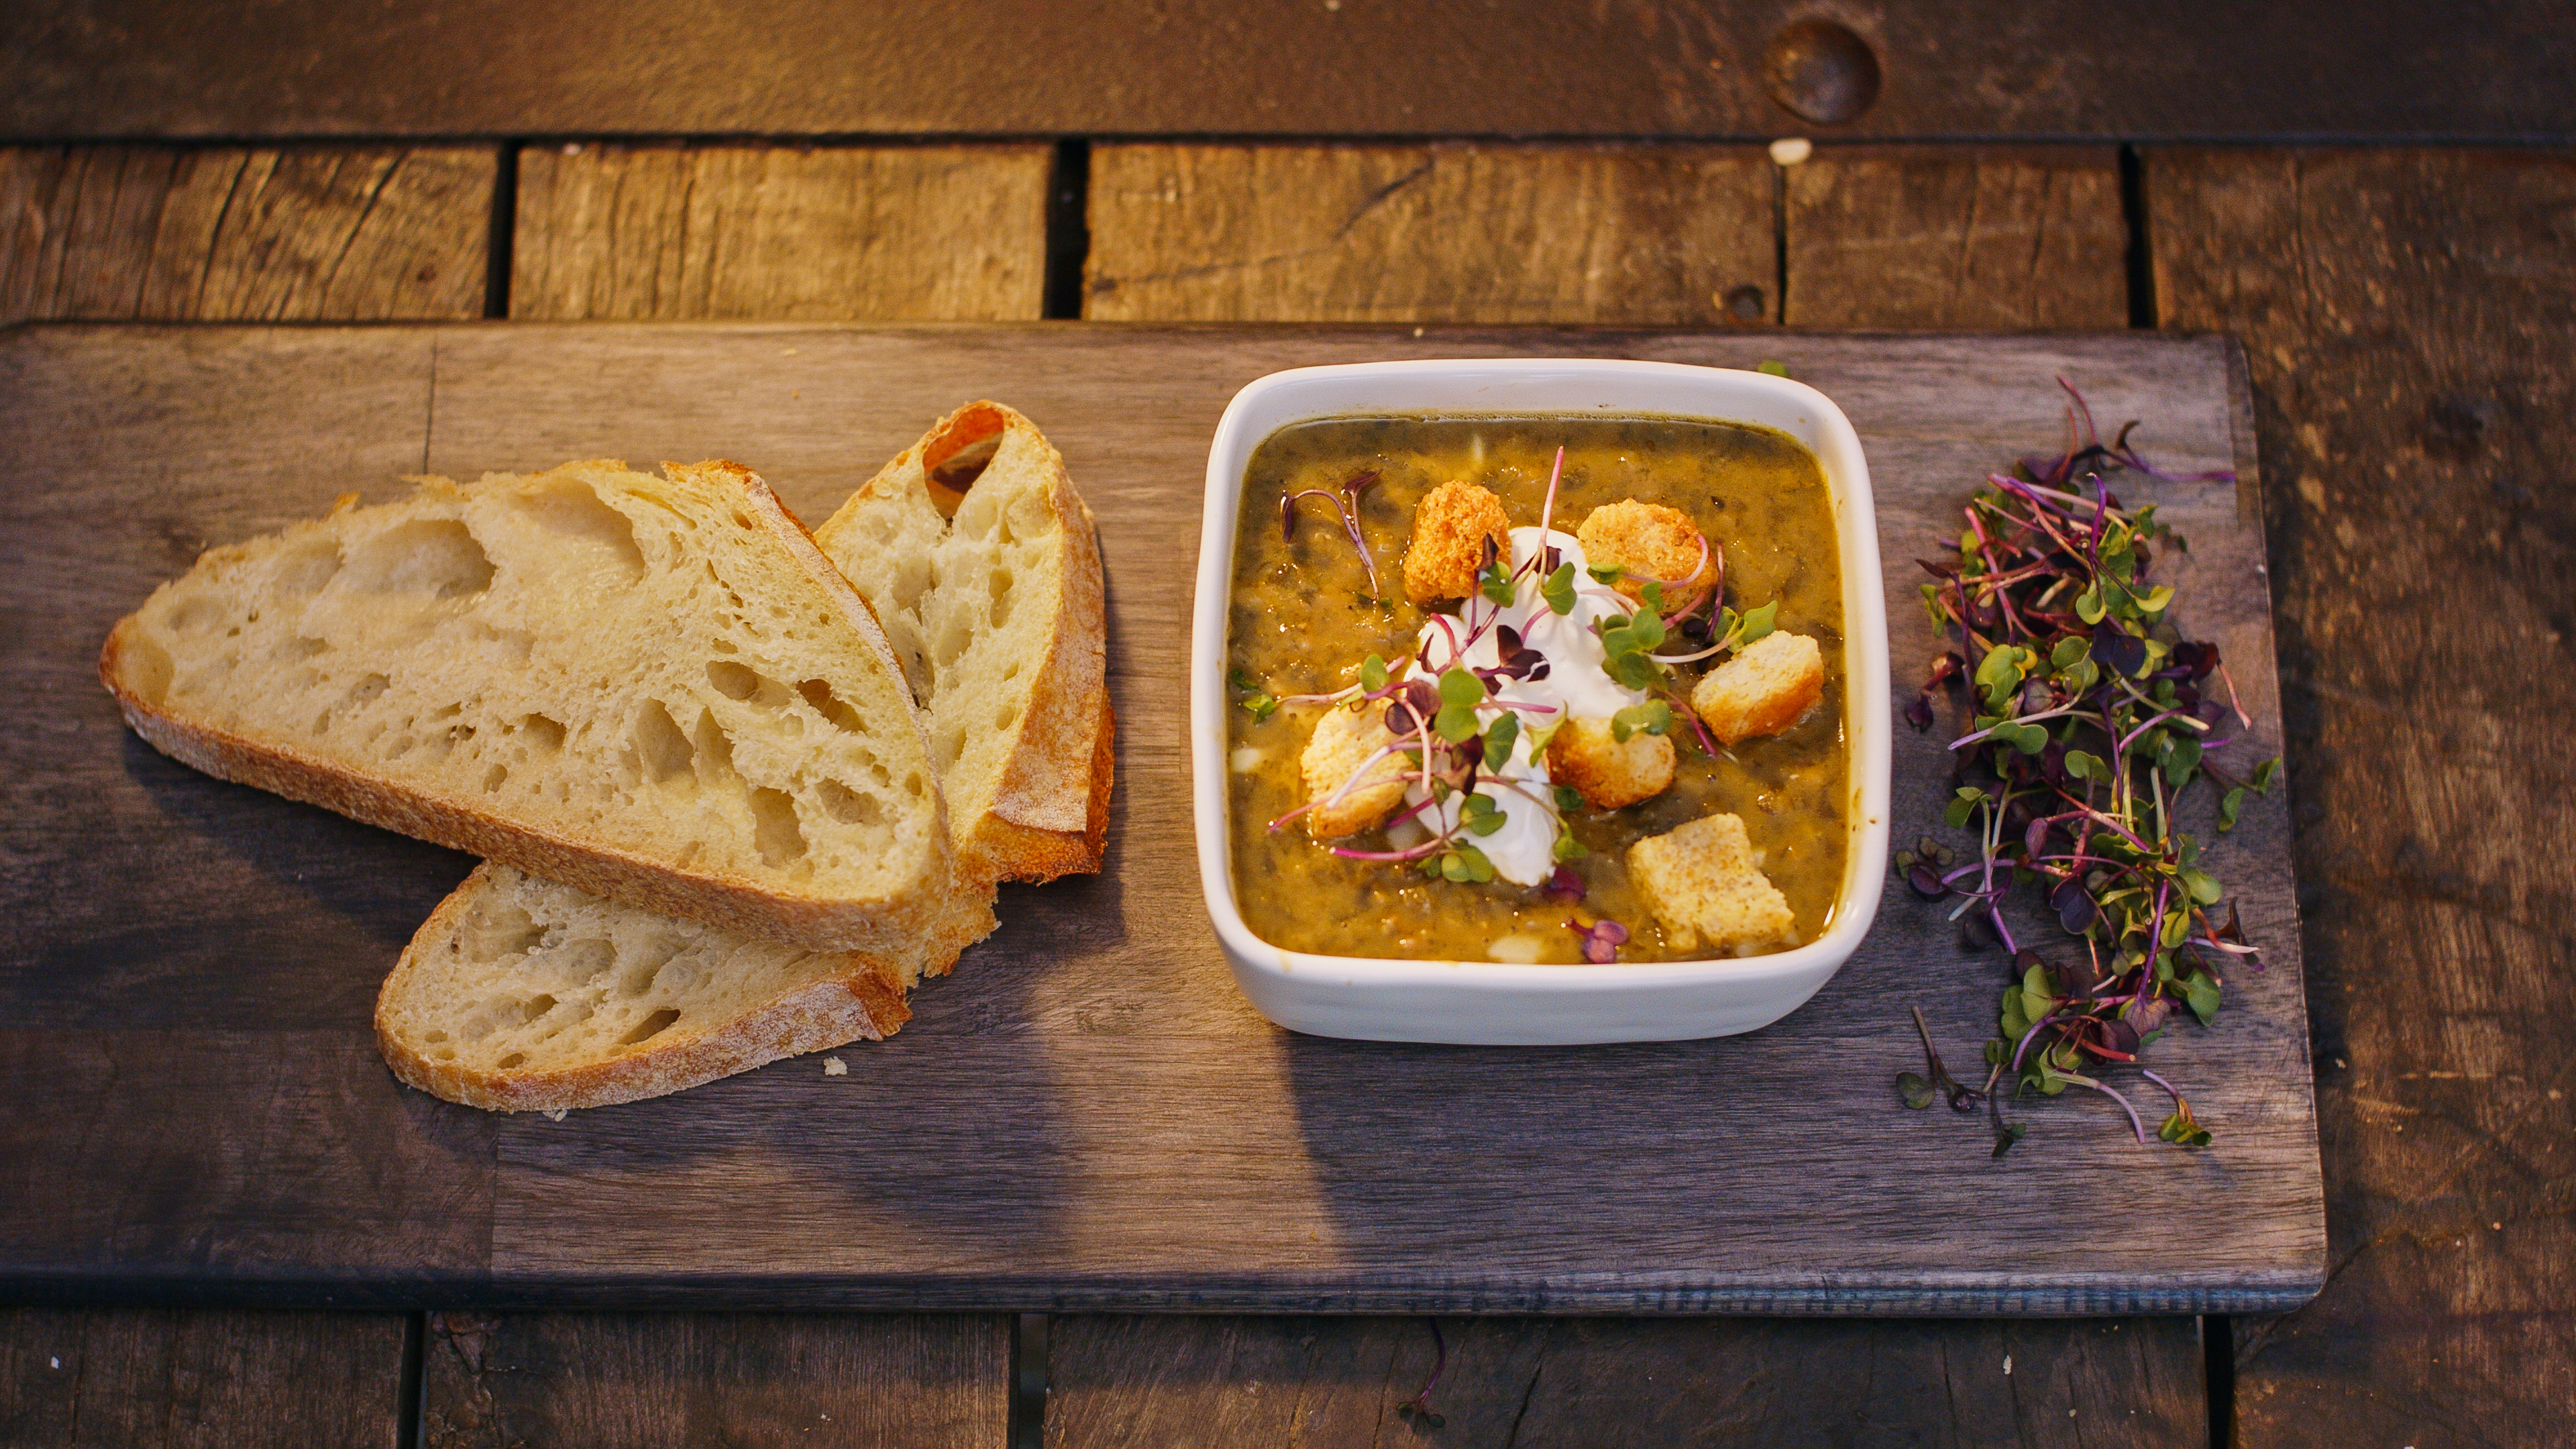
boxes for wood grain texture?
[1083,145,1773,325]
[1783,147,2127,329]
[511,144,1051,321]
[0,323,2314,1313]
[0,146,492,323]
[9,1,2576,142]
[422,1311,1007,1448]
[0,1307,404,1447]
[2151,147,2576,1448]
[1046,1316,2204,1448]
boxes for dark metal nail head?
[1763,19,1881,125]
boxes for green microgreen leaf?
[1227,667,1279,722]
[2182,969,2222,1025]
[1552,831,1587,862]
[2063,749,2108,782]
[1360,653,1388,692]
[1459,793,1506,837]
[1611,700,1671,743]
[1588,562,1625,585]
[1478,557,1516,606]
[1481,710,1521,765]
[1542,561,1578,615]
[1552,783,1585,813]
[2218,786,2247,831]
[1897,1072,1936,1110]
[1758,360,1790,377]
[2157,1101,2213,1146]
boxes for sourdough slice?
[377,863,991,1112]
[815,401,1110,883]
[101,459,964,954]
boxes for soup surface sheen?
[1226,415,1848,964]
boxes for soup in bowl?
[1190,359,1889,1044]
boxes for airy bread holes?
[521,714,566,753]
[633,701,694,782]
[621,1008,681,1046]
[119,633,174,705]
[750,788,807,865]
[345,519,494,600]
[270,539,343,594]
[466,904,547,957]
[706,659,760,700]
[168,596,229,635]
[691,710,735,782]
[987,567,1014,627]
[796,679,867,733]
[508,481,646,579]
[816,778,883,827]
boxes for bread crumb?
[824,1057,847,1076]
[1628,813,1796,954]
[1576,500,1710,603]
[1691,632,1823,745]
[1299,704,1409,838]
[1546,716,1674,810]
[541,1108,568,1122]
[1403,480,1511,602]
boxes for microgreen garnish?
[1281,470,1385,596]
[1228,667,1279,722]
[1540,561,1578,615]
[1757,360,1789,377]
[1596,609,1666,690]
[1610,700,1670,743]
[1361,653,1389,692]
[1395,1321,1448,1429]
[1569,916,1629,963]
[1481,710,1521,765]
[1476,534,1517,606]
[1898,380,2282,1155]
[1433,666,1486,743]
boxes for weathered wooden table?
[4,6,2571,1446]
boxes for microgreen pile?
[1898,381,2279,1156]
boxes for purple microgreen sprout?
[1281,470,1385,596]
[1568,916,1628,963]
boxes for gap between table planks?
[0,321,2317,1319]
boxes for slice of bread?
[101,458,962,954]
[376,863,993,1112]
[814,401,1110,883]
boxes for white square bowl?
[1191,358,1891,1044]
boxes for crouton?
[1576,500,1711,604]
[1403,480,1512,603]
[1627,813,1797,955]
[1690,631,1824,745]
[1299,703,1412,839]
[1544,716,1675,810]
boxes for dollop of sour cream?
[1396,527,1651,886]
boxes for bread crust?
[99,462,963,955]
[374,863,971,1113]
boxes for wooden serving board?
[0,323,2320,1314]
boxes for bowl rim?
[1190,356,1892,1000]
